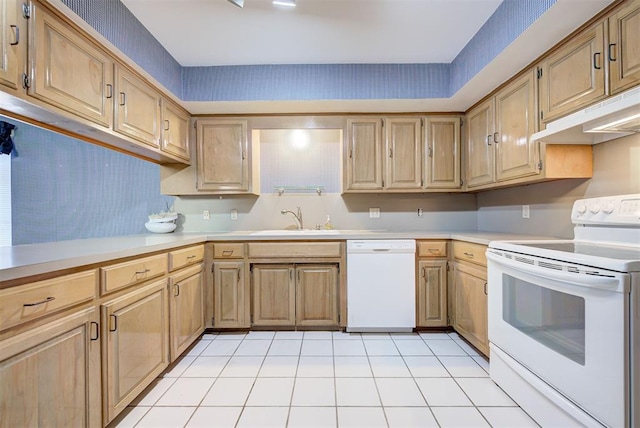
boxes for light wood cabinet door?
[0,308,100,428]
[384,117,422,190]
[114,65,161,148]
[213,261,248,328]
[424,116,461,189]
[417,260,448,327]
[345,117,383,191]
[169,265,204,361]
[102,279,169,424]
[0,0,25,91]
[252,265,295,327]
[161,98,190,162]
[453,261,488,356]
[28,2,113,127]
[296,265,339,327]
[465,98,495,188]
[538,21,606,124]
[197,119,249,192]
[608,0,640,94]
[495,70,539,182]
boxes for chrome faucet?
[281,206,303,230]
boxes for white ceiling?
[120,0,503,66]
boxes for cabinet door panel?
[252,265,295,326]
[161,99,190,161]
[425,116,461,189]
[345,118,383,190]
[465,99,495,188]
[0,308,100,428]
[170,268,204,360]
[197,119,249,192]
[495,71,539,182]
[296,265,338,327]
[385,118,422,189]
[609,0,640,94]
[417,260,447,327]
[213,262,247,328]
[29,4,113,127]
[453,262,488,356]
[0,0,25,91]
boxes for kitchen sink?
[250,229,341,235]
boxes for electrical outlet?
[522,205,530,219]
[369,208,380,219]
[417,208,423,217]
[202,210,210,220]
[231,209,238,220]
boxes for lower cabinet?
[169,264,205,361]
[452,261,488,356]
[251,264,339,328]
[213,261,249,328]
[101,279,170,424]
[416,260,448,327]
[0,308,101,428]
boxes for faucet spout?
[281,206,304,230]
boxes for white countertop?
[0,230,554,283]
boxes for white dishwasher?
[346,239,416,332]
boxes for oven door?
[487,249,630,428]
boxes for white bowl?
[145,221,177,233]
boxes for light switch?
[231,209,238,220]
[522,205,530,219]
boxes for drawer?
[417,241,447,258]
[452,241,487,266]
[212,243,245,259]
[0,270,97,331]
[248,242,342,258]
[100,254,167,294]
[169,245,204,271]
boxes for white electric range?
[487,194,640,428]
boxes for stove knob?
[602,202,615,214]
[589,202,601,214]
[575,203,587,215]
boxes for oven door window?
[503,274,585,365]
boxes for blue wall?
[6,116,173,245]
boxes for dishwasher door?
[346,240,416,332]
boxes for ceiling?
[120,0,504,66]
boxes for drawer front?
[248,242,342,259]
[212,243,245,259]
[452,241,487,266]
[169,245,205,271]
[417,241,448,258]
[0,270,97,331]
[100,254,167,294]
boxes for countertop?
[0,230,555,283]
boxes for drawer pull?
[90,321,99,341]
[23,296,55,307]
[428,249,441,255]
[186,255,196,260]
[109,314,118,332]
[463,252,475,258]
[222,250,234,256]
[135,268,151,275]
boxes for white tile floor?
[111,331,539,428]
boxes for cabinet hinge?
[21,73,30,89]
[381,118,384,127]
[537,160,543,171]
[536,67,542,79]
[22,3,30,19]
[540,111,544,120]
[421,117,424,127]
[446,262,450,271]
[447,315,451,325]
[211,263,215,273]
[459,118,463,127]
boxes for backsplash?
[6,116,173,245]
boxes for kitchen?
[0,0,639,427]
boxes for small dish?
[145,221,177,233]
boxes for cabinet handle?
[428,249,440,255]
[237,270,241,282]
[427,147,433,157]
[389,148,393,158]
[106,84,113,99]
[463,252,475,258]
[175,284,180,297]
[109,314,118,332]
[90,321,99,341]
[593,52,602,70]
[608,43,617,62]
[422,267,426,279]
[119,92,126,106]
[486,135,492,146]
[483,282,488,295]
[222,250,234,256]
[23,296,55,307]
[349,148,353,159]
[10,25,19,46]
[164,119,170,131]
[493,132,499,144]
[135,268,151,275]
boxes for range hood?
[532,86,640,144]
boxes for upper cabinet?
[609,0,640,94]
[160,99,190,162]
[465,98,495,188]
[0,0,26,92]
[196,119,251,193]
[28,1,114,128]
[344,115,461,193]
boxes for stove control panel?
[572,194,640,225]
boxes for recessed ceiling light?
[273,0,296,7]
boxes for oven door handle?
[486,251,624,291]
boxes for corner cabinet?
[196,119,250,192]
[0,0,27,92]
